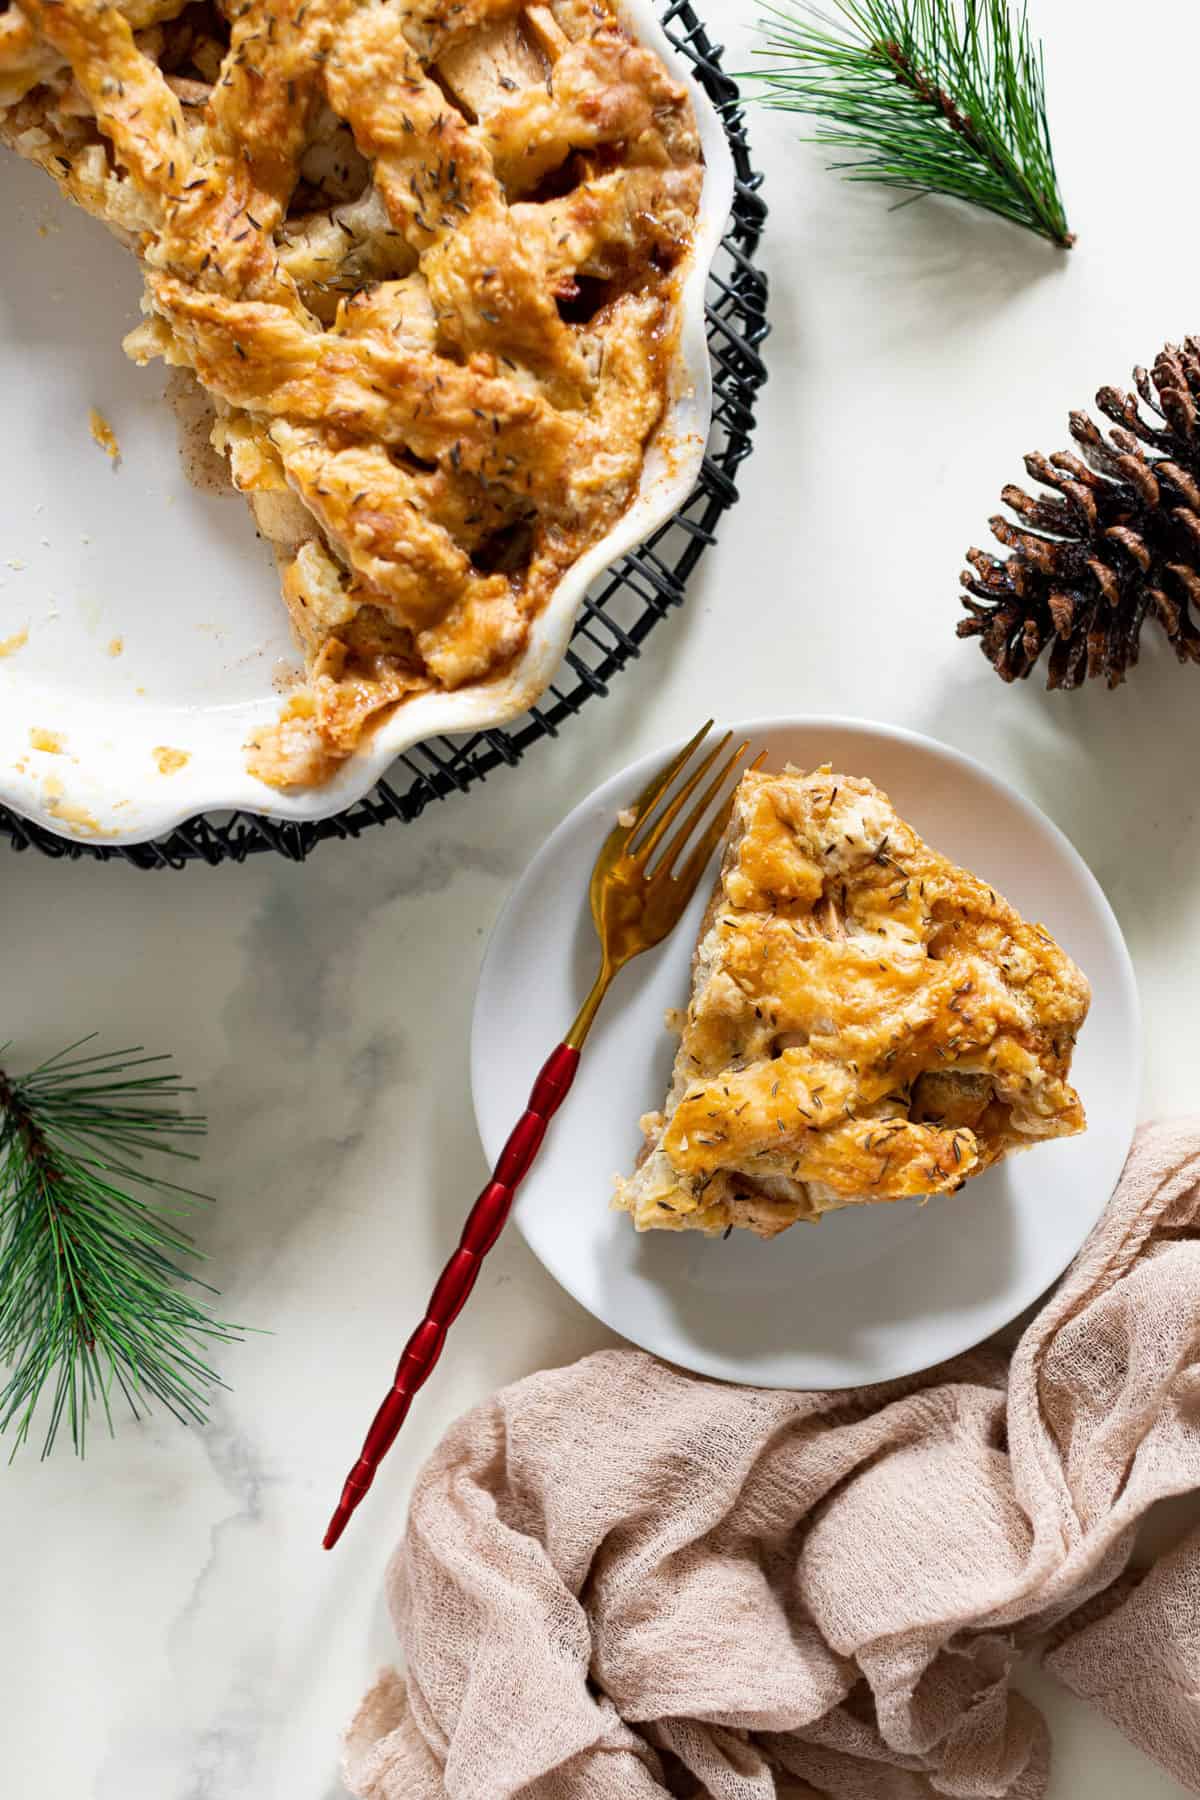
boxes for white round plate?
[472,716,1141,1389]
[0,0,732,845]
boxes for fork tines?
[626,723,765,889]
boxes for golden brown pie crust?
[1,0,702,786]
[614,765,1091,1238]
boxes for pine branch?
[0,1038,241,1458]
[747,0,1073,248]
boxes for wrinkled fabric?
[345,1122,1200,1800]
[1046,1522,1200,1791]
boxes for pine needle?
[0,1037,241,1458]
[748,0,1073,248]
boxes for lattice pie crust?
[1,0,702,785]
[615,766,1090,1237]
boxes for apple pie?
[0,0,703,787]
[615,765,1090,1238]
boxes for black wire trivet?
[1,0,768,869]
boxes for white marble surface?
[4,0,1200,1793]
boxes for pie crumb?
[0,627,29,658]
[88,408,121,464]
[107,637,124,658]
[45,792,104,833]
[152,746,190,776]
[30,727,65,754]
[618,807,637,828]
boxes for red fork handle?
[322,1041,580,1549]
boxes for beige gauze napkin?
[345,1121,1200,1800]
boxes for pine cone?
[958,339,1200,687]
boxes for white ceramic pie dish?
[0,0,734,845]
[472,717,1141,1389]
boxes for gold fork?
[323,721,760,1549]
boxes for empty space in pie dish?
[0,157,307,836]
[0,0,734,844]
[1,158,303,710]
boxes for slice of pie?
[1,0,702,787]
[614,765,1090,1238]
